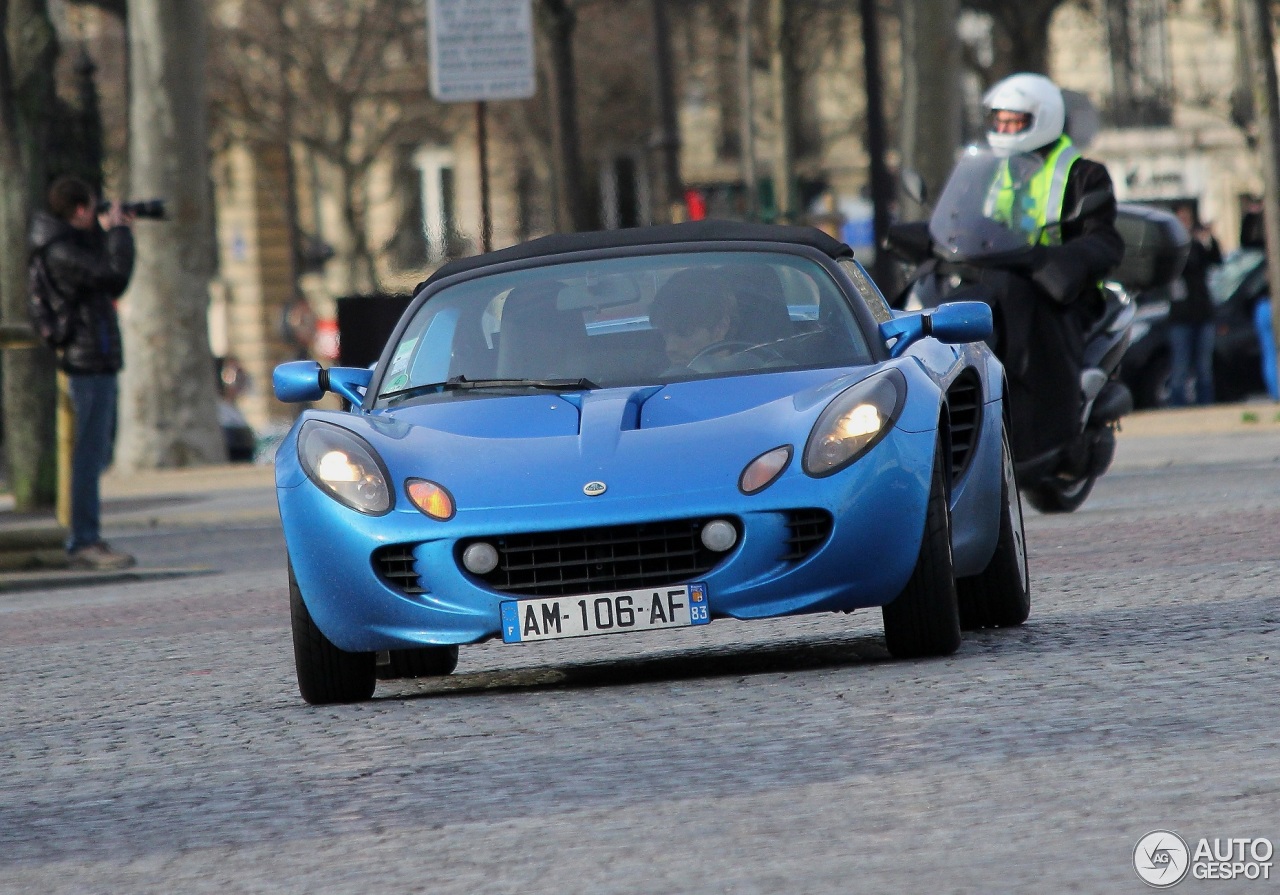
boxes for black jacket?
[29,210,134,375]
[1167,235,1223,326]
[1000,154,1125,463]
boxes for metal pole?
[56,371,72,528]
[859,0,895,289]
[1240,0,1280,354]
[739,0,758,220]
[769,0,794,222]
[476,100,492,253]
[650,0,683,222]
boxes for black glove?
[1030,245,1089,304]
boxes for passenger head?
[649,268,736,367]
[983,73,1065,157]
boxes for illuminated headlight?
[297,421,391,514]
[803,370,905,477]
[700,519,738,553]
[462,542,499,574]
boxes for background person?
[29,175,137,570]
[1166,204,1222,406]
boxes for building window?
[414,147,463,261]
[1103,0,1173,127]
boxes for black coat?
[997,155,1125,464]
[29,210,134,375]
[1167,236,1223,326]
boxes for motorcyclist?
[980,73,1126,467]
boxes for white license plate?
[501,583,710,643]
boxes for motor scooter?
[886,146,1189,512]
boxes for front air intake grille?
[947,371,983,480]
[374,544,426,595]
[464,518,730,597]
[782,509,833,562]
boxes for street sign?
[427,0,536,103]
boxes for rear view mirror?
[879,300,992,357]
[274,360,373,407]
[900,169,928,207]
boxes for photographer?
[28,175,137,570]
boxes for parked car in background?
[1121,248,1266,408]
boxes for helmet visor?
[987,109,1033,135]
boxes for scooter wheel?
[1021,474,1097,514]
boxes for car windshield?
[1208,248,1264,305]
[373,250,873,405]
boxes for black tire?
[376,645,460,680]
[882,443,962,659]
[1021,473,1096,514]
[957,427,1030,630]
[289,563,376,704]
[1134,352,1172,409]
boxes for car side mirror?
[879,300,993,357]
[900,169,928,207]
[274,360,373,407]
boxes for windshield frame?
[365,242,883,410]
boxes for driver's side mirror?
[273,360,373,407]
[879,300,993,357]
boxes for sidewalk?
[0,462,276,592]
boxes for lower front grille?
[782,509,833,562]
[464,518,729,597]
[374,544,426,595]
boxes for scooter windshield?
[928,145,1047,261]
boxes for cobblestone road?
[2,427,1278,894]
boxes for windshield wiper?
[380,375,596,401]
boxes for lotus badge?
[583,481,607,496]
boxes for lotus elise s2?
[273,221,1029,704]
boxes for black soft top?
[421,219,854,288]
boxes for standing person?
[981,73,1126,464]
[1167,204,1222,406]
[28,175,137,570]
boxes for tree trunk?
[1,0,58,510]
[542,0,589,232]
[899,0,961,219]
[116,0,226,469]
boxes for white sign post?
[428,0,536,252]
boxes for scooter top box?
[1112,203,1191,292]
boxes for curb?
[0,565,216,595]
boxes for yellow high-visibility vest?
[985,136,1081,246]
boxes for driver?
[982,72,1125,466]
[649,268,737,369]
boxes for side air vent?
[374,544,426,595]
[947,371,983,480]
[782,509,833,562]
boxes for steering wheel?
[687,340,786,373]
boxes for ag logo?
[1134,830,1190,888]
[583,481,607,496]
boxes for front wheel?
[289,563,376,704]
[957,426,1030,630]
[882,443,962,659]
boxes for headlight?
[803,370,905,477]
[297,421,392,514]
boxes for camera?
[97,198,167,219]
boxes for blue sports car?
[273,221,1028,704]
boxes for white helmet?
[983,73,1066,157]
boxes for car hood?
[283,365,936,511]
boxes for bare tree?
[208,0,438,294]
[960,0,1071,81]
[115,0,225,468]
[1,0,59,509]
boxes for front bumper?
[280,429,936,652]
